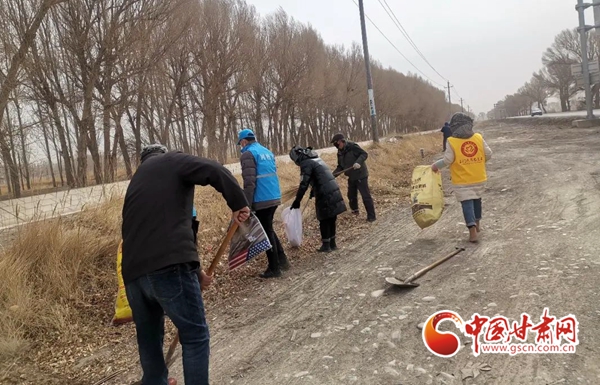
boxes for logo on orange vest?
[461,141,479,158]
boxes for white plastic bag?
[281,207,303,247]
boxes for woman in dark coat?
[290,145,347,252]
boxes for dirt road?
[131,122,600,384]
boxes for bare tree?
[0,0,459,197]
[0,0,68,197]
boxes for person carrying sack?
[431,113,492,243]
[289,145,347,253]
[331,133,376,222]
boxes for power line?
[452,89,462,102]
[350,0,445,89]
[378,0,449,83]
[452,85,463,100]
[376,0,471,110]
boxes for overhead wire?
[349,0,445,89]
[378,0,449,83]
[452,87,466,107]
[375,0,471,108]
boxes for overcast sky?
[248,0,579,114]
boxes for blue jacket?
[240,142,281,210]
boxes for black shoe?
[259,269,282,279]
[318,242,332,253]
[367,217,376,222]
[352,210,359,216]
[330,237,338,250]
[279,256,291,271]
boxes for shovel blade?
[385,277,420,288]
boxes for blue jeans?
[461,199,482,228]
[126,262,210,385]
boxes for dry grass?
[0,132,441,382]
[0,199,122,360]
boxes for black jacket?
[121,152,248,284]
[294,150,346,221]
[334,141,369,181]
[441,124,452,140]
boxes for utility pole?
[358,0,379,143]
[446,81,452,116]
[576,0,595,120]
[460,98,464,112]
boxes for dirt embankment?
[8,121,600,384]
[160,122,600,385]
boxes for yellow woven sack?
[410,165,444,229]
[112,241,133,325]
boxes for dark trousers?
[255,206,286,272]
[348,177,376,220]
[319,216,337,241]
[126,262,209,385]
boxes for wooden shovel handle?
[206,221,239,276]
[404,247,465,284]
[333,166,355,177]
[165,221,239,367]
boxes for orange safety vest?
[447,133,487,185]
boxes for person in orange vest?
[431,113,492,243]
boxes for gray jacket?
[240,151,281,211]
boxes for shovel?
[97,223,241,385]
[385,247,465,288]
[333,166,356,177]
[164,221,239,368]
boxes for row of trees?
[1,0,455,198]
[489,29,600,119]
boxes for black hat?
[330,133,345,144]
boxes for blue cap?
[238,129,255,145]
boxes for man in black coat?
[331,133,376,222]
[441,122,452,151]
[122,144,250,385]
[290,146,347,252]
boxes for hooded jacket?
[121,151,248,284]
[292,147,347,221]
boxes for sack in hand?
[410,165,444,229]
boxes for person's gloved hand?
[291,200,301,209]
[353,163,361,170]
